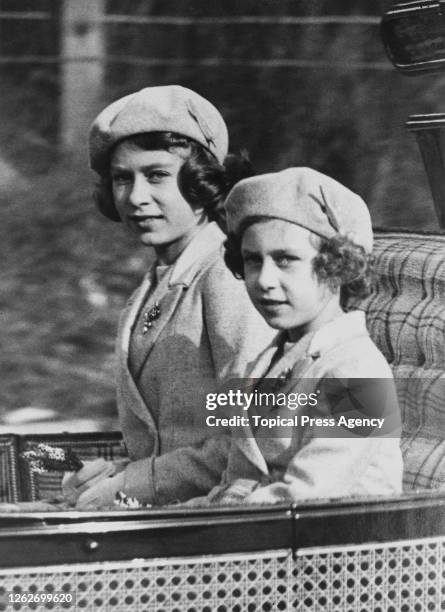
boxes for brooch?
[142,301,161,334]
[271,368,293,390]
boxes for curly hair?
[312,234,375,305]
[224,217,374,306]
[93,132,253,227]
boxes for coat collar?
[306,310,368,358]
[168,221,225,287]
[246,311,368,378]
[233,311,369,474]
[116,221,225,431]
[119,221,225,348]
[261,310,369,379]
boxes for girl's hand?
[62,458,117,506]
[74,471,126,509]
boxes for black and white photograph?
[0,1,444,611]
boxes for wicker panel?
[0,551,291,612]
[0,537,443,611]
[292,538,444,611]
[18,434,127,502]
[0,436,20,503]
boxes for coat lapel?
[232,340,279,475]
[117,273,185,430]
[135,284,185,373]
[130,223,225,375]
[232,333,316,474]
[118,272,153,359]
[117,222,226,429]
[117,272,159,430]
[231,313,369,476]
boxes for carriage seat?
[1,231,445,502]
[358,230,445,490]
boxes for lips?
[128,214,163,228]
[258,297,288,309]
[129,214,163,221]
[259,297,286,305]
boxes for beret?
[89,85,229,175]
[225,167,373,253]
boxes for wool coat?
[204,311,403,505]
[117,222,274,505]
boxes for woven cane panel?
[292,538,444,611]
[0,552,290,612]
[0,436,20,503]
[0,537,444,611]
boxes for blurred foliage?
[0,0,444,424]
[0,155,149,422]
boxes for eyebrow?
[241,248,300,257]
[110,162,175,172]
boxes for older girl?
[200,167,403,505]
[63,85,273,508]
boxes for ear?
[192,202,207,219]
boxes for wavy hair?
[93,132,253,229]
[224,217,374,305]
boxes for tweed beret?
[225,167,373,253]
[89,85,229,175]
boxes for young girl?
[62,85,274,508]
[200,167,403,505]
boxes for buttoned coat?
[117,222,274,504]
[206,311,403,505]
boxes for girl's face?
[111,141,204,264]
[241,219,341,340]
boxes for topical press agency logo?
[204,377,401,438]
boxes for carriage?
[1,3,445,610]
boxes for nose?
[256,260,278,291]
[128,174,152,208]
